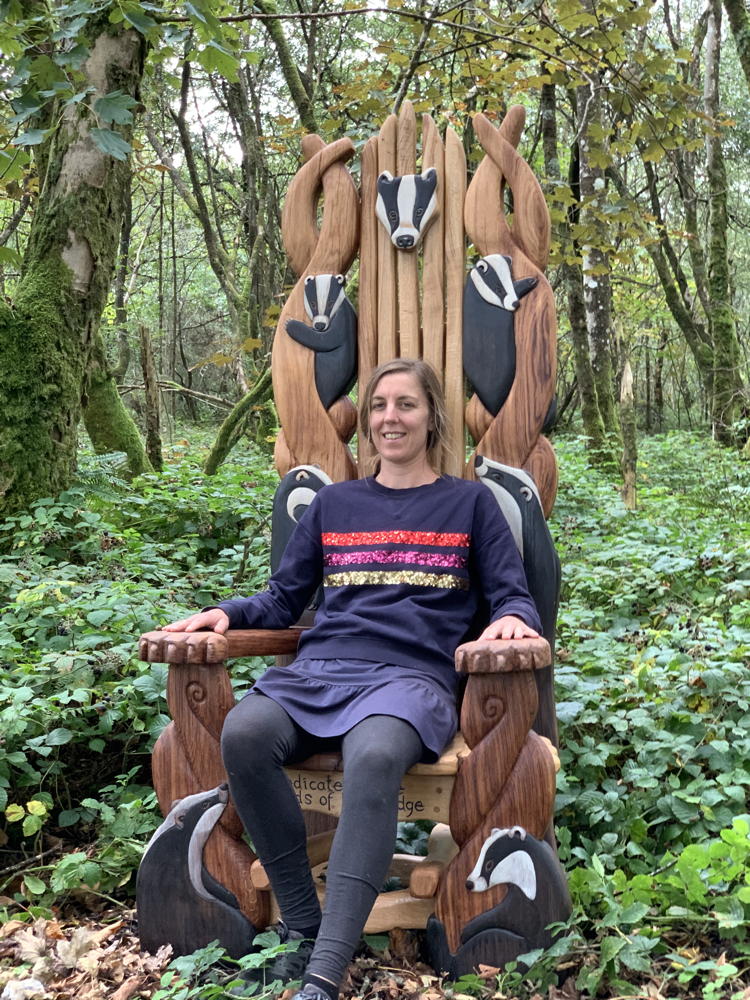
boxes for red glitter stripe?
[322,530,470,547]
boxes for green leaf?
[55,44,90,70]
[23,813,44,836]
[46,727,73,746]
[23,875,47,896]
[0,246,22,267]
[121,4,158,35]
[58,809,81,827]
[5,803,24,822]
[94,90,138,125]
[89,127,132,161]
[195,40,240,81]
[86,608,113,626]
[11,129,50,146]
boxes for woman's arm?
[472,488,543,635]
[162,495,325,633]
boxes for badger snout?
[313,317,330,331]
[396,233,416,249]
[466,876,486,892]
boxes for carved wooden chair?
[138,103,569,978]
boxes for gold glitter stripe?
[325,570,469,590]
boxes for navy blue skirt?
[252,657,457,763]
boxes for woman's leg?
[220,693,323,935]
[303,715,424,995]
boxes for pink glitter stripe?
[324,550,467,569]
[322,530,470,547]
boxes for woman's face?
[368,371,433,467]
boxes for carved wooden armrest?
[454,636,551,675]
[138,627,305,665]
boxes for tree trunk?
[620,360,637,510]
[0,17,146,515]
[111,181,132,382]
[83,329,153,476]
[705,0,744,442]
[724,0,750,94]
[541,83,611,464]
[139,325,163,472]
[204,367,273,475]
[576,77,621,445]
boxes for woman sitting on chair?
[163,358,541,1000]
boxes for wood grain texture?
[377,115,398,363]
[396,101,420,357]
[454,636,552,676]
[464,110,557,513]
[409,823,459,898]
[273,136,360,482]
[139,628,304,664]
[435,732,556,951]
[523,435,558,519]
[422,114,446,391]
[152,700,266,927]
[443,126,466,477]
[358,136,379,476]
[466,113,550,272]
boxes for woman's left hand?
[478,615,540,641]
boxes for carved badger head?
[303,274,346,331]
[376,168,438,250]
[465,826,537,899]
[469,254,526,311]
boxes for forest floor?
[1,904,741,1000]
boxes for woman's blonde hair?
[358,358,452,472]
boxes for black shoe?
[290,985,335,1000]
[228,922,315,994]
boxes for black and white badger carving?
[271,464,333,575]
[375,168,438,251]
[460,825,571,950]
[137,785,255,959]
[465,826,535,895]
[475,454,560,744]
[462,254,538,416]
[285,274,358,409]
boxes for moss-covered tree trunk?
[705,0,744,443]
[83,328,153,476]
[0,16,146,515]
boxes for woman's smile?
[369,371,433,472]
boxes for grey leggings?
[221,693,423,987]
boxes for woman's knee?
[220,694,294,770]
[343,717,422,786]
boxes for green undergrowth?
[0,430,748,997]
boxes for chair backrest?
[269,102,558,516]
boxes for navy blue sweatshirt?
[219,476,541,680]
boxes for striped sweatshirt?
[219,475,541,686]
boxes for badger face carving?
[462,254,538,416]
[375,168,438,250]
[302,273,346,331]
[465,826,536,898]
[285,273,358,409]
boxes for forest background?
[1,0,750,998]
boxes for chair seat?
[284,733,471,823]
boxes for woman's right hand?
[162,608,230,634]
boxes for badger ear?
[335,274,345,286]
[422,167,437,181]
[377,170,394,183]
[304,275,315,285]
